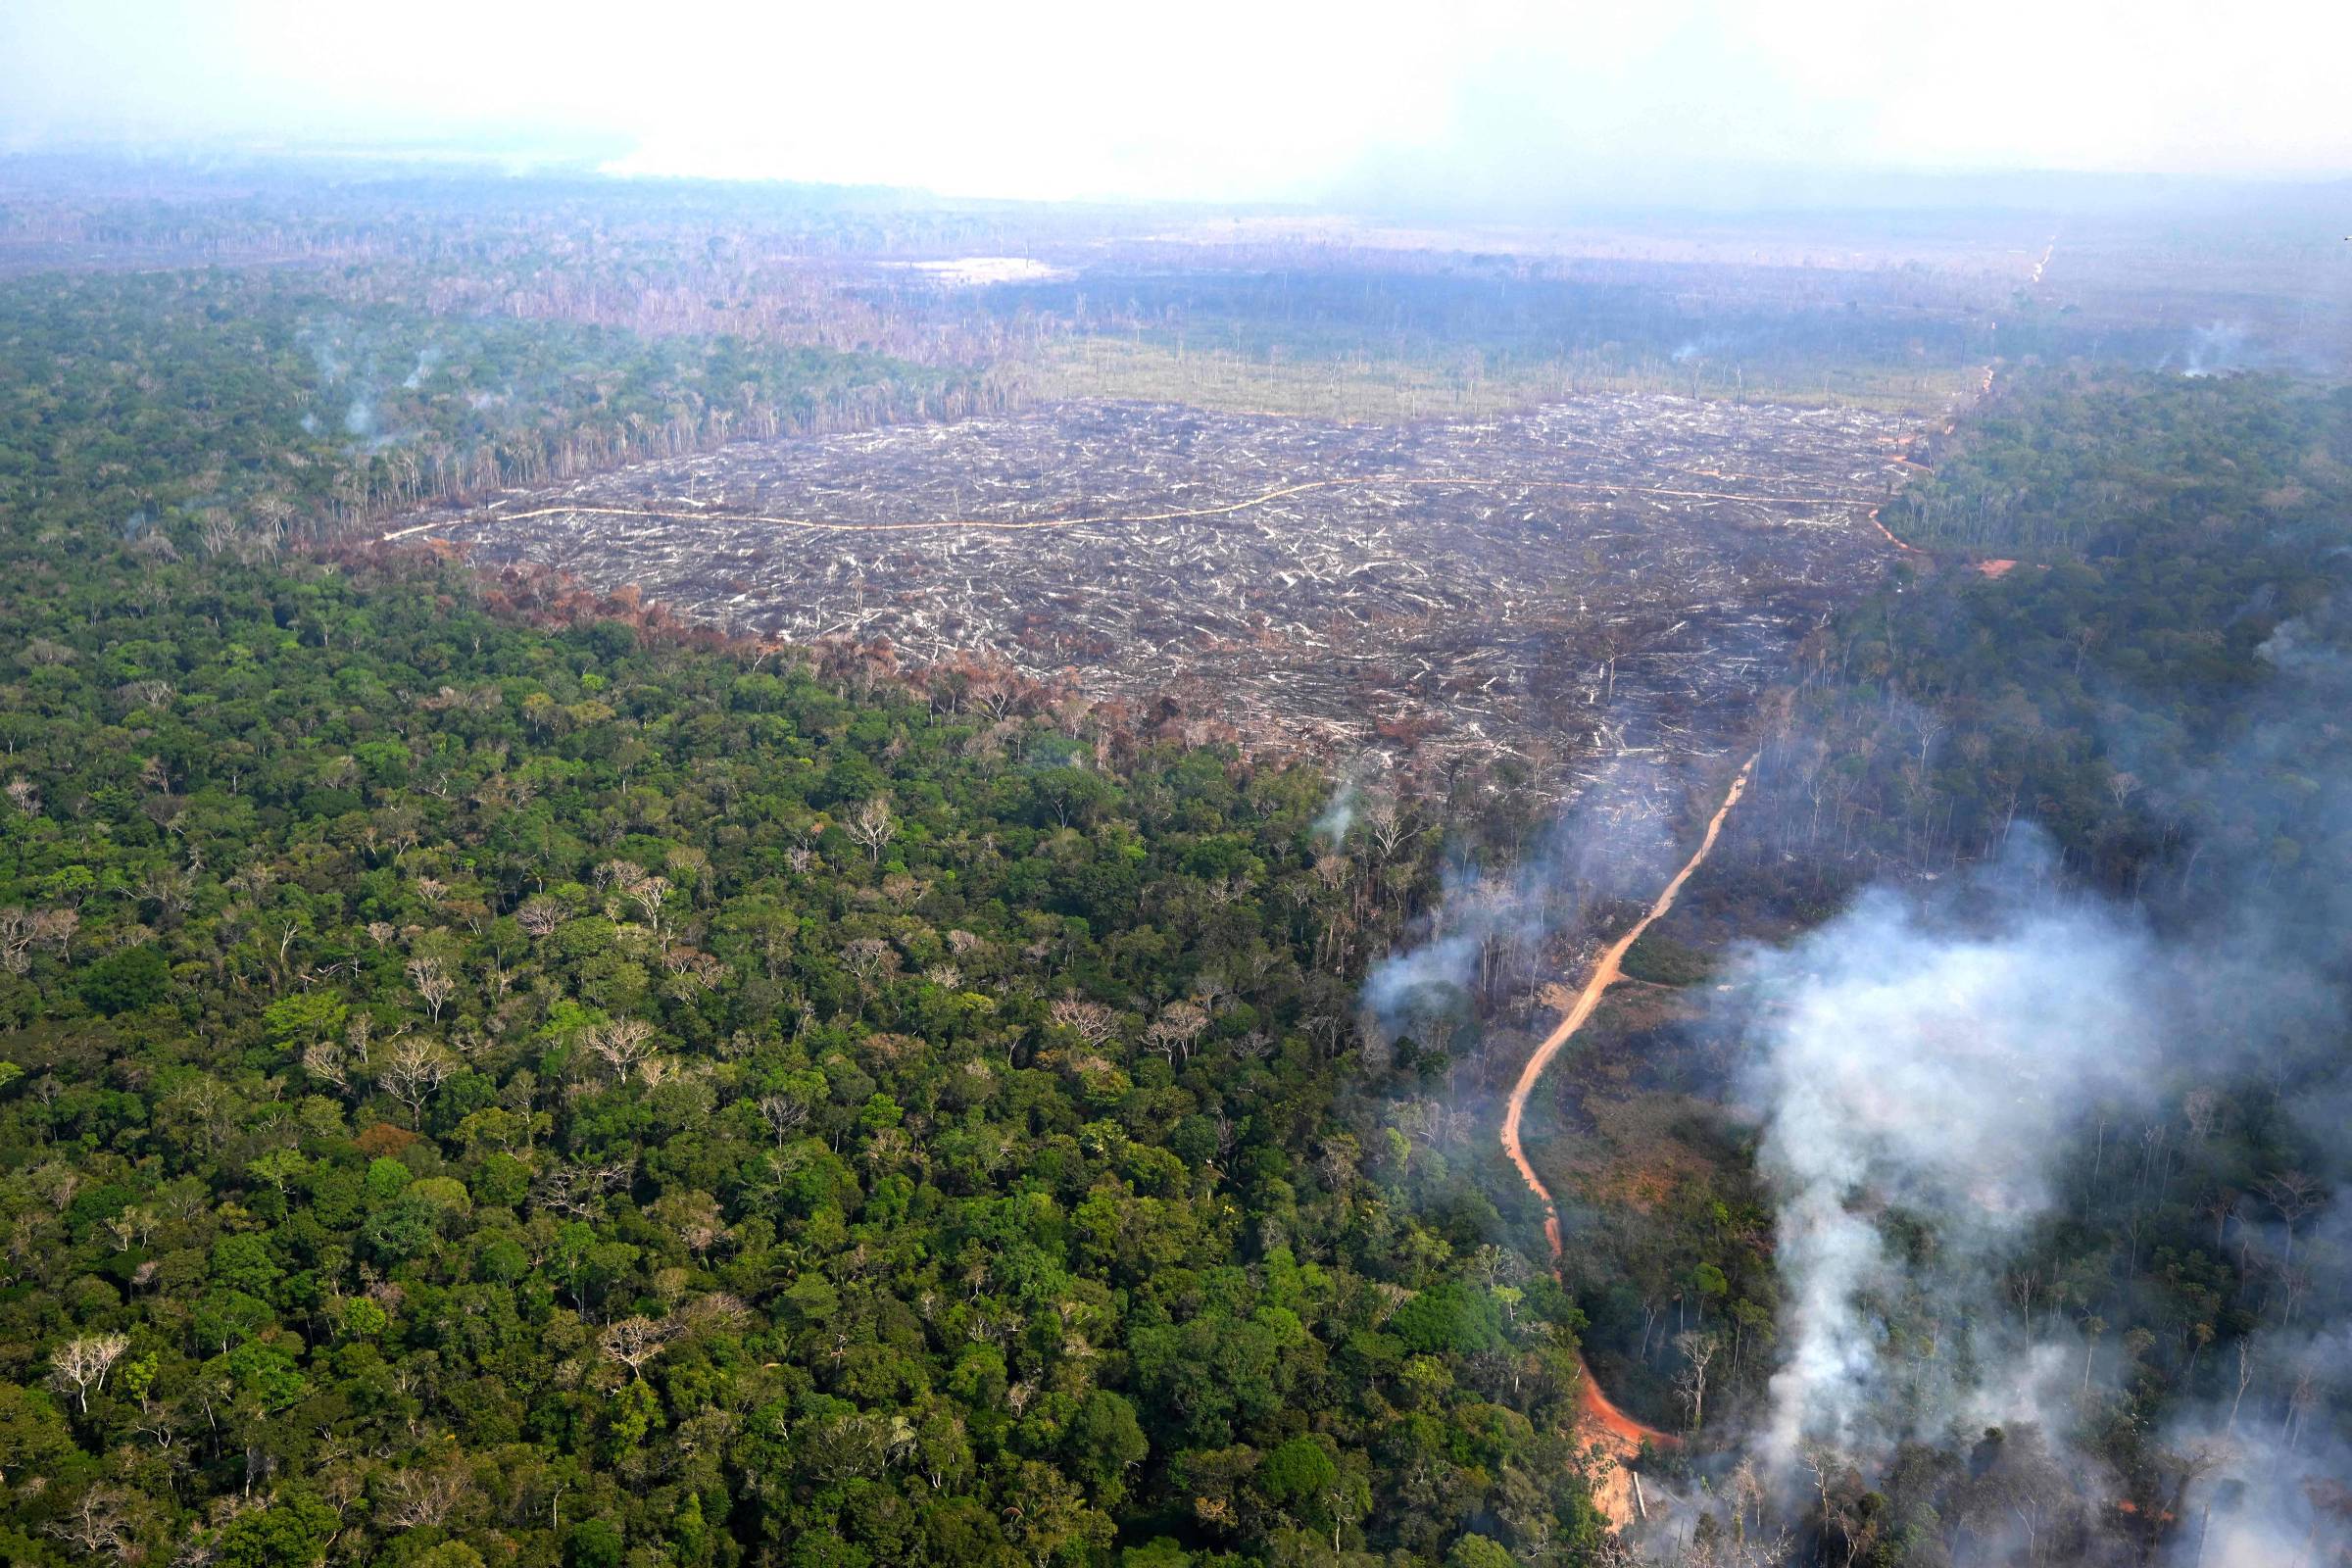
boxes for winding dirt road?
[1498,756,1756,1521]
[378,474,1878,545]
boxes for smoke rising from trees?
[1712,662,2352,1558]
[1360,758,1683,1044]
[1731,844,2171,1479]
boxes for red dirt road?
[1498,758,1757,1520]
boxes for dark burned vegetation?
[388,395,1906,794]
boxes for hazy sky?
[6,0,2348,202]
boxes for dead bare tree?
[1144,1001,1210,1065]
[2229,1338,2256,1434]
[379,1037,456,1125]
[599,1315,676,1380]
[0,907,39,974]
[49,1332,130,1412]
[45,1484,139,1559]
[2258,1171,2324,1265]
[380,1464,468,1530]
[846,796,899,864]
[1049,997,1120,1051]
[2281,1359,2319,1450]
[532,1158,636,1219]
[757,1094,808,1148]
[406,956,456,1022]
[623,872,672,933]
[840,937,895,996]
[588,1018,658,1084]
[1674,1330,1720,1432]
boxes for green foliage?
[1618,932,1712,986]
[77,945,169,1014]
[1390,1282,1506,1356]
[0,261,1592,1568]
[215,1492,339,1568]
[1728,370,2352,903]
[1260,1435,1338,1502]
[1447,1535,1519,1568]
[0,1384,76,1477]
[1066,1389,1150,1502]
[564,1519,624,1568]
[1885,373,2352,557]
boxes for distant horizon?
[6,139,2346,224]
[7,1,2350,207]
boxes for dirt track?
[1498,756,1756,1525]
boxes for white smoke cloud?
[2169,1092,2352,1568]
[1713,808,2351,1567]
[402,345,443,390]
[1735,841,2171,1475]
[1312,757,1376,844]
[2169,319,2254,377]
[1361,756,1680,1041]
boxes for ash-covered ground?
[386,396,1910,784]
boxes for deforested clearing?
[388,394,1907,788]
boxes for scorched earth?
[384,395,1910,789]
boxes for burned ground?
[385,395,1910,788]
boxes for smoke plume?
[1362,757,1683,1043]
[1732,842,2169,1475]
[2168,319,2253,377]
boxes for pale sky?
[5,0,2349,202]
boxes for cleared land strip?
[379,474,1881,544]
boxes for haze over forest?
[9,1,2352,200]
[0,7,2347,1568]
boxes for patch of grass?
[1619,932,1716,987]
[1028,338,1976,422]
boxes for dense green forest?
[1880,371,2352,556]
[0,268,1000,537]
[0,269,1604,1567]
[1750,370,2352,906]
